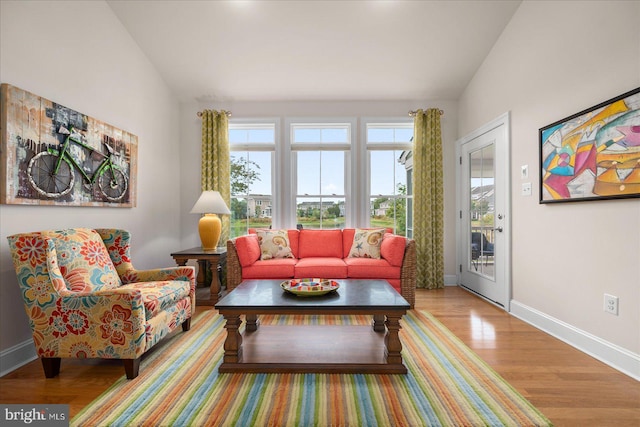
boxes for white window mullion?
[353,118,368,227]
[346,147,357,227]
[276,117,290,229]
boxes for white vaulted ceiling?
[107,0,521,103]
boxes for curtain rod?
[408,109,444,117]
[197,109,442,118]
[197,110,232,118]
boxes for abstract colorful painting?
[539,87,640,203]
[1,84,137,207]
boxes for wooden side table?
[171,247,226,306]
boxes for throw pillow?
[380,233,406,266]
[348,228,385,259]
[256,229,295,260]
[235,234,261,267]
[42,228,122,292]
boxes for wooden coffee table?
[214,279,410,374]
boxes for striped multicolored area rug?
[72,310,551,426]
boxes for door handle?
[494,226,503,232]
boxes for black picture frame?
[539,87,640,204]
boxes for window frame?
[287,118,356,229]
[226,116,415,233]
[228,118,279,236]
[362,119,414,235]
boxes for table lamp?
[190,190,231,250]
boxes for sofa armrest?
[400,239,417,308]
[226,238,243,292]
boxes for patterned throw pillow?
[42,228,122,292]
[348,228,385,259]
[256,229,295,260]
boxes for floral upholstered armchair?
[7,228,195,379]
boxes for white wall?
[459,0,639,376]
[0,1,182,372]
[179,100,460,284]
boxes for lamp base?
[198,214,221,251]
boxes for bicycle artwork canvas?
[1,84,137,207]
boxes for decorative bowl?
[280,278,340,297]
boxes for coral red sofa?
[226,228,416,307]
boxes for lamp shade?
[190,191,231,250]
[190,191,231,215]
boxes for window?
[228,124,275,145]
[366,123,413,236]
[229,122,276,237]
[227,118,414,233]
[291,123,351,229]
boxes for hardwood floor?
[418,288,639,427]
[1,286,638,426]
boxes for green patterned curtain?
[413,109,444,289]
[200,109,231,244]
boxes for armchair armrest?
[61,287,146,320]
[119,266,195,286]
[118,266,196,316]
[55,288,148,359]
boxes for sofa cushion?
[256,229,295,260]
[380,233,406,267]
[347,228,385,259]
[294,257,348,279]
[344,258,401,279]
[42,228,122,292]
[298,229,343,258]
[235,234,261,267]
[287,230,300,258]
[242,259,297,279]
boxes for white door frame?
[456,112,512,311]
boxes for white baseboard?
[510,300,640,381]
[444,275,457,286]
[0,339,37,378]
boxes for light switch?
[522,182,532,196]
[521,165,529,179]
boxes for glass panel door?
[469,144,495,278]
[458,116,509,309]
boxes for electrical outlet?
[521,182,532,196]
[604,294,619,315]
